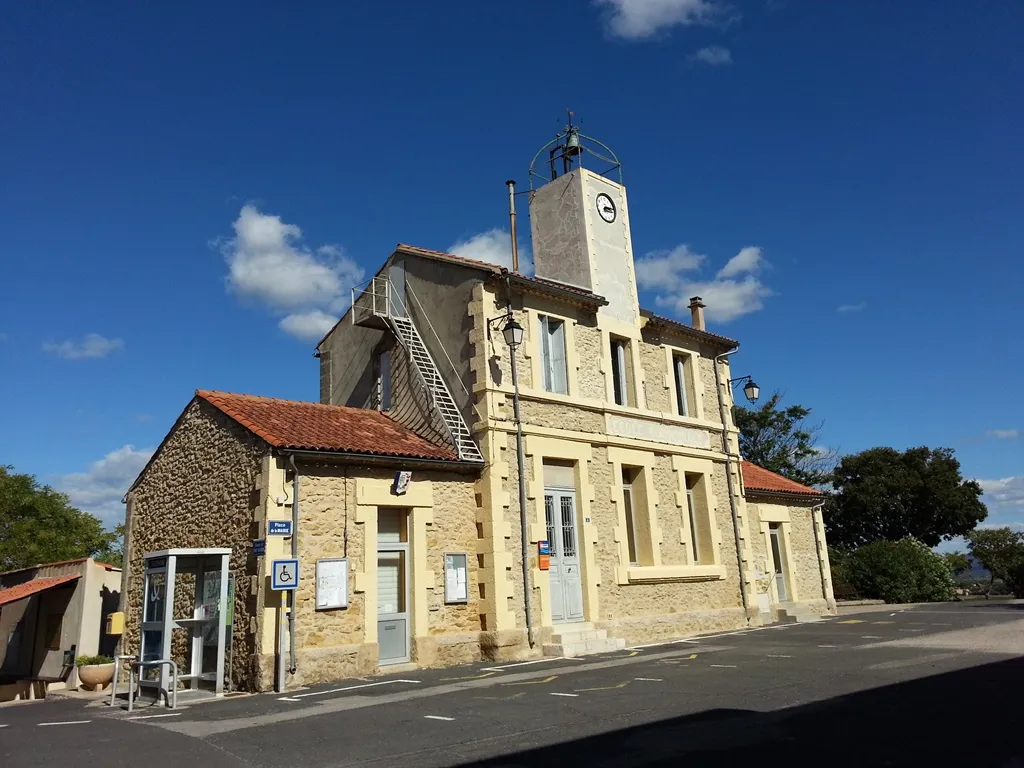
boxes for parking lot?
[3,601,1024,767]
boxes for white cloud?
[43,333,124,360]
[56,445,154,528]
[978,476,1024,512]
[635,245,706,290]
[448,228,533,274]
[595,0,729,39]
[715,246,763,278]
[637,244,772,322]
[690,45,732,65]
[218,205,365,341]
[986,429,1019,440]
[837,303,866,313]
[279,310,338,342]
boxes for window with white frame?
[610,337,635,406]
[538,315,568,394]
[673,353,695,417]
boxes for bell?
[564,127,582,157]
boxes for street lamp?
[502,317,524,349]
[729,375,760,404]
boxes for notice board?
[316,558,348,610]
[444,553,468,604]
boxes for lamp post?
[498,313,534,648]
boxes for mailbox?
[105,611,125,635]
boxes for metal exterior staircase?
[353,276,483,463]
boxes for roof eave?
[745,488,827,502]
[275,447,481,473]
[639,309,739,350]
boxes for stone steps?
[542,622,627,658]
[776,602,823,623]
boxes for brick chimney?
[688,296,706,331]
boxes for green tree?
[848,538,955,604]
[825,447,987,550]
[966,527,1024,597]
[942,551,973,578]
[94,523,126,569]
[0,465,117,571]
[734,391,836,487]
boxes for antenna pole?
[506,179,519,273]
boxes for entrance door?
[769,524,789,602]
[377,508,410,665]
[545,489,584,623]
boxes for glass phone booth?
[140,548,232,701]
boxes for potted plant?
[75,655,115,690]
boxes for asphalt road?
[4,601,1024,767]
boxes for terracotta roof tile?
[0,575,80,607]
[741,461,823,498]
[639,309,739,349]
[0,557,115,578]
[196,391,461,462]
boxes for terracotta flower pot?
[77,663,115,689]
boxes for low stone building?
[0,557,121,701]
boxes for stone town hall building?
[121,128,835,694]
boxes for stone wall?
[639,341,669,413]
[123,400,264,691]
[574,325,606,401]
[698,357,723,424]
[787,506,828,606]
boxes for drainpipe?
[714,349,751,623]
[287,454,300,674]
[506,277,535,648]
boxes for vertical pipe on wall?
[506,180,519,273]
[714,349,752,622]
[287,455,300,675]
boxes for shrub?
[848,538,955,604]
[1005,562,1024,598]
[75,654,113,667]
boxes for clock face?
[596,193,616,223]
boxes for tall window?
[685,473,712,565]
[610,337,635,406]
[622,467,639,565]
[673,353,693,417]
[539,315,568,394]
[378,349,392,411]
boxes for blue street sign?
[252,539,266,556]
[271,559,299,591]
[538,540,550,556]
[268,520,293,536]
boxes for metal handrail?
[126,658,179,712]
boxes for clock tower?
[528,117,639,327]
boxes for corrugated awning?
[0,575,80,607]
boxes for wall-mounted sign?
[316,558,348,610]
[393,470,412,496]
[444,553,468,604]
[538,540,550,556]
[271,559,299,591]
[538,554,551,571]
[251,539,266,556]
[268,520,293,536]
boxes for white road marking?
[931,623,953,626]
[861,635,884,639]
[292,679,420,699]
[424,715,455,721]
[0,724,8,728]
[125,713,183,721]
[818,644,840,648]
[899,629,924,633]
[626,623,793,650]
[482,658,567,671]
[38,720,91,726]
[550,692,579,697]
[766,654,791,658]
[278,697,301,702]
[710,664,738,668]
[634,677,663,681]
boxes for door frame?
[768,523,791,604]
[544,486,585,625]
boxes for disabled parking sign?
[271,559,299,591]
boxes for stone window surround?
[523,307,579,399]
[663,345,703,420]
[351,477,436,653]
[756,504,800,605]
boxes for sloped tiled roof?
[197,391,460,461]
[741,461,823,498]
[0,575,80,607]
[639,309,739,349]
[0,558,116,578]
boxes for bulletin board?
[316,558,349,611]
[443,553,468,604]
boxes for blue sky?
[1,1,1021,543]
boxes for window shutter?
[549,320,567,394]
